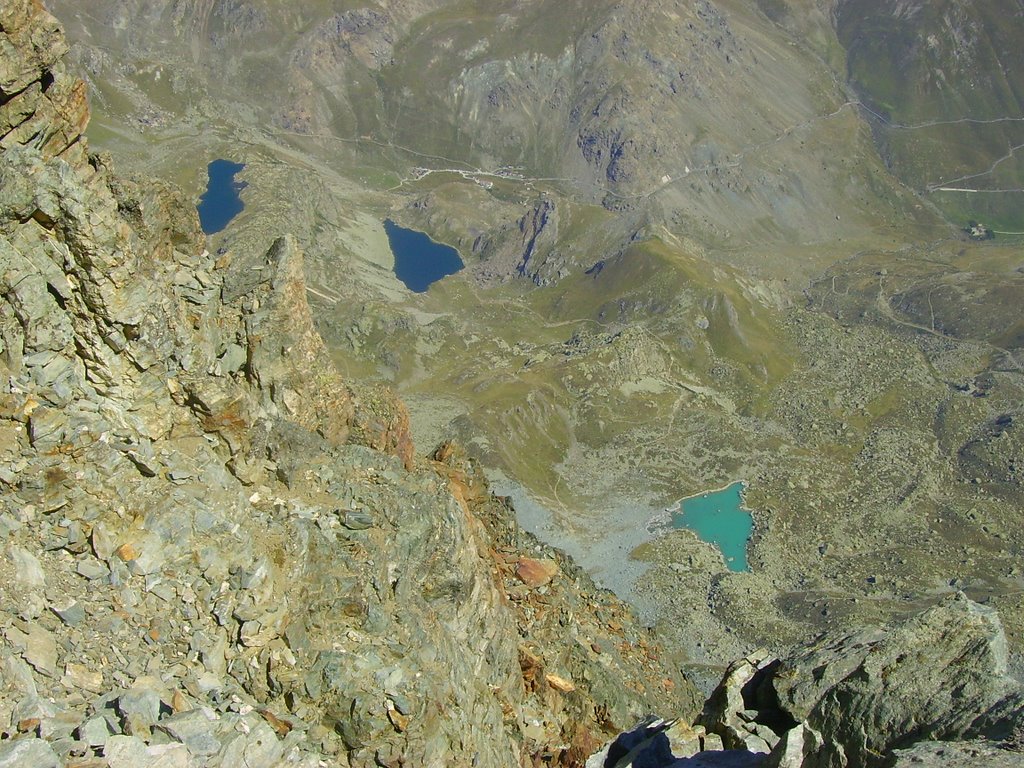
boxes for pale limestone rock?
[7,544,44,587]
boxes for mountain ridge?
[0,5,703,765]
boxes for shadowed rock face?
[0,5,703,767]
[471,198,562,286]
[591,594,1024,767]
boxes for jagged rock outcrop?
[697,650,781,755]
[589,594,1024,768]
[471,198,564,286]
[0,5,700,767]
[1,0,87,165]
[762,593,1020,767]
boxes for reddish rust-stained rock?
[349,382,415,469]
[0,0,68,96]
[431,440,490,512]
[515,557,559,587]
[245,235,355,446]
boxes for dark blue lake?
[197,159,246,235]
[671,482,753,572]
[384,219,464,292]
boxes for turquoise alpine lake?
[197,159,246,234]
[671,481,753,572]
[384,219,464,292]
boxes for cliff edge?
[0,4,699,767]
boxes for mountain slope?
[0,5,703,766]
[43,0,1024,718]
[837,0,1024,230]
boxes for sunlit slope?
[837,0,1024,230]
[402,234,796,504]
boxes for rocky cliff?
[0,4,700,766]
[589,593,1024,767]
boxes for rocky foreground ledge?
[588,594,1024,767]
[1,3,700,766]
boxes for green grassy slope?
[837,0,1024,229]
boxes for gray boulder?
[881,740,1024,767]
[0,737,59,768]
[590,594,1024,768]
[763,593,1022,767]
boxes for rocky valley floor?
[4,1,1024,766]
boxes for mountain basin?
[384,219,464,292]
[669,482,753,572]
[197,159,246,234]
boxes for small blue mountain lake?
[197,159,246,235]
[669,481,753,572]
[384,219,464,292]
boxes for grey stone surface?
[7,545,44,587]
[155,708,221,756]
[117,687,163,730]
[590,594,1024,768]
[0,737,59,768]
[882,741,1024,767]
[765,594,1020,767]
[76,714,113,747]
[49,599,84,626]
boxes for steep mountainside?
[0,4,703,766]
[837,0,1024,230]
[50,0,933,250]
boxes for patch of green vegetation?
[931,191,1024,235]
[838,0,1024,227]
[349,166,402,190]
[620,239,795,385]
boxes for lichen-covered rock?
[764,593,1020,767]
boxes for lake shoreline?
[197,158,246,235]
[665,481,753,573]
[666,478,750,512]
[384,218,464,292]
